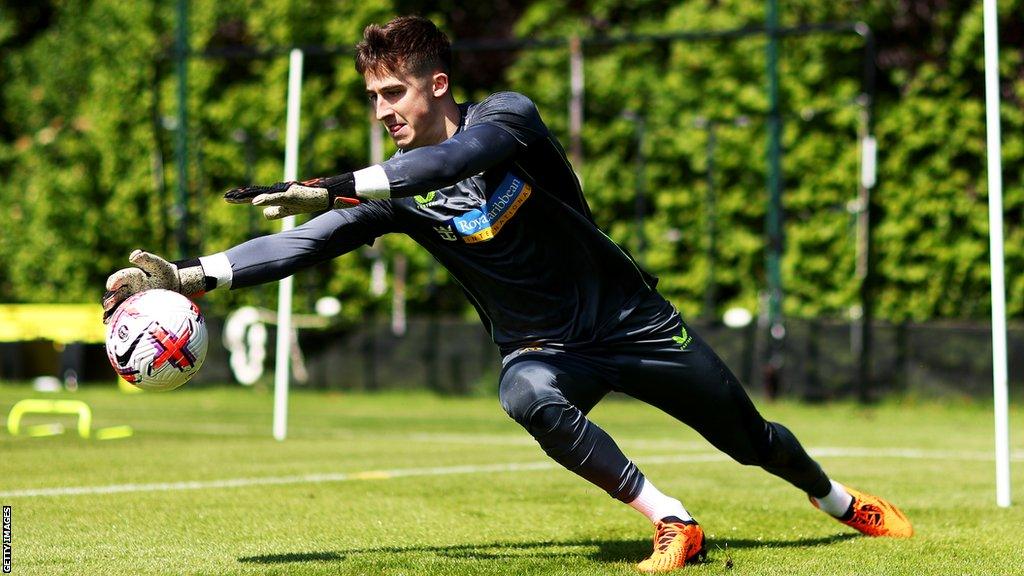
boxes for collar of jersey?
[455,102,469,135]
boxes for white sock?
[812,480,854,517]
[627,478,692,523]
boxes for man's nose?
[375,98,392,121]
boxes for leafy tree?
[0,0,1021,326]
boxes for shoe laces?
[851,499,885,527]
[653,521,685,553]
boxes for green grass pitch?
[1,382,1022,575]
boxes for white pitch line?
[64,422,1024,456]
[2,448,1021,499]
[118,424,710,450]
[0,461,550,499]
[0,454,732,499]
[809,447,1024,461]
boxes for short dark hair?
[355,16,452,78]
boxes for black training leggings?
[498,293,832,503]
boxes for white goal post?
[273,48,304,441]
[983,0,1011,508]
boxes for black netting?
[3,316,1022,399]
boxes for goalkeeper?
[103,16,912,573]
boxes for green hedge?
[1,0,1021,323]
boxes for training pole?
[274,48,304,441]
[983,0,1010,508]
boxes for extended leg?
[620,320,912,537]
[621,326,832,497]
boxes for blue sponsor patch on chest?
[450,172,532,243]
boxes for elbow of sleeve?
[426,148,466,182]
[399,150,466,192]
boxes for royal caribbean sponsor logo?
[450,173,532,243]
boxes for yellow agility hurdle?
[6,399,132,439]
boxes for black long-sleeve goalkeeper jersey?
[225,92,658,353]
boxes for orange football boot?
[811,485,913,538]
[637,517,706,573]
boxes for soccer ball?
[105,289,208,391]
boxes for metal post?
[632,113,647,262]
[173,0,189,258]
[854,99,876,403]
[764,0,786,393]
[696,115,747,320]
[568,36,585,169]
[232,129,258,238]
[704,120,718,320]
[149,61,170,250]
[854,22,877,405]
[392,254,407,336]
[622,109,648,262]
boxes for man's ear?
[431,72,450,98]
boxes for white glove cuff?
[199,253,233,289]
[353,164,391,199]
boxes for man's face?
[365,67,449,150]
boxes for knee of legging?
[753,421,799,467]
[498,360,564,427]
[723,421,791,467]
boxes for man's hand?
[101,250,206,324]
[224,174,360,220]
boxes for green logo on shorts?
[672,326,692,349]
[414,191,437,205]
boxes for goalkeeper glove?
[101,250,211,324]
[223,173,360,220]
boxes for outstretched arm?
[224,201,395,289]
[102,201,395,320]
[225,123,522,218]
[354,123,521,199]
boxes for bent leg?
[621,327,832,498]
[499,354,646,502]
